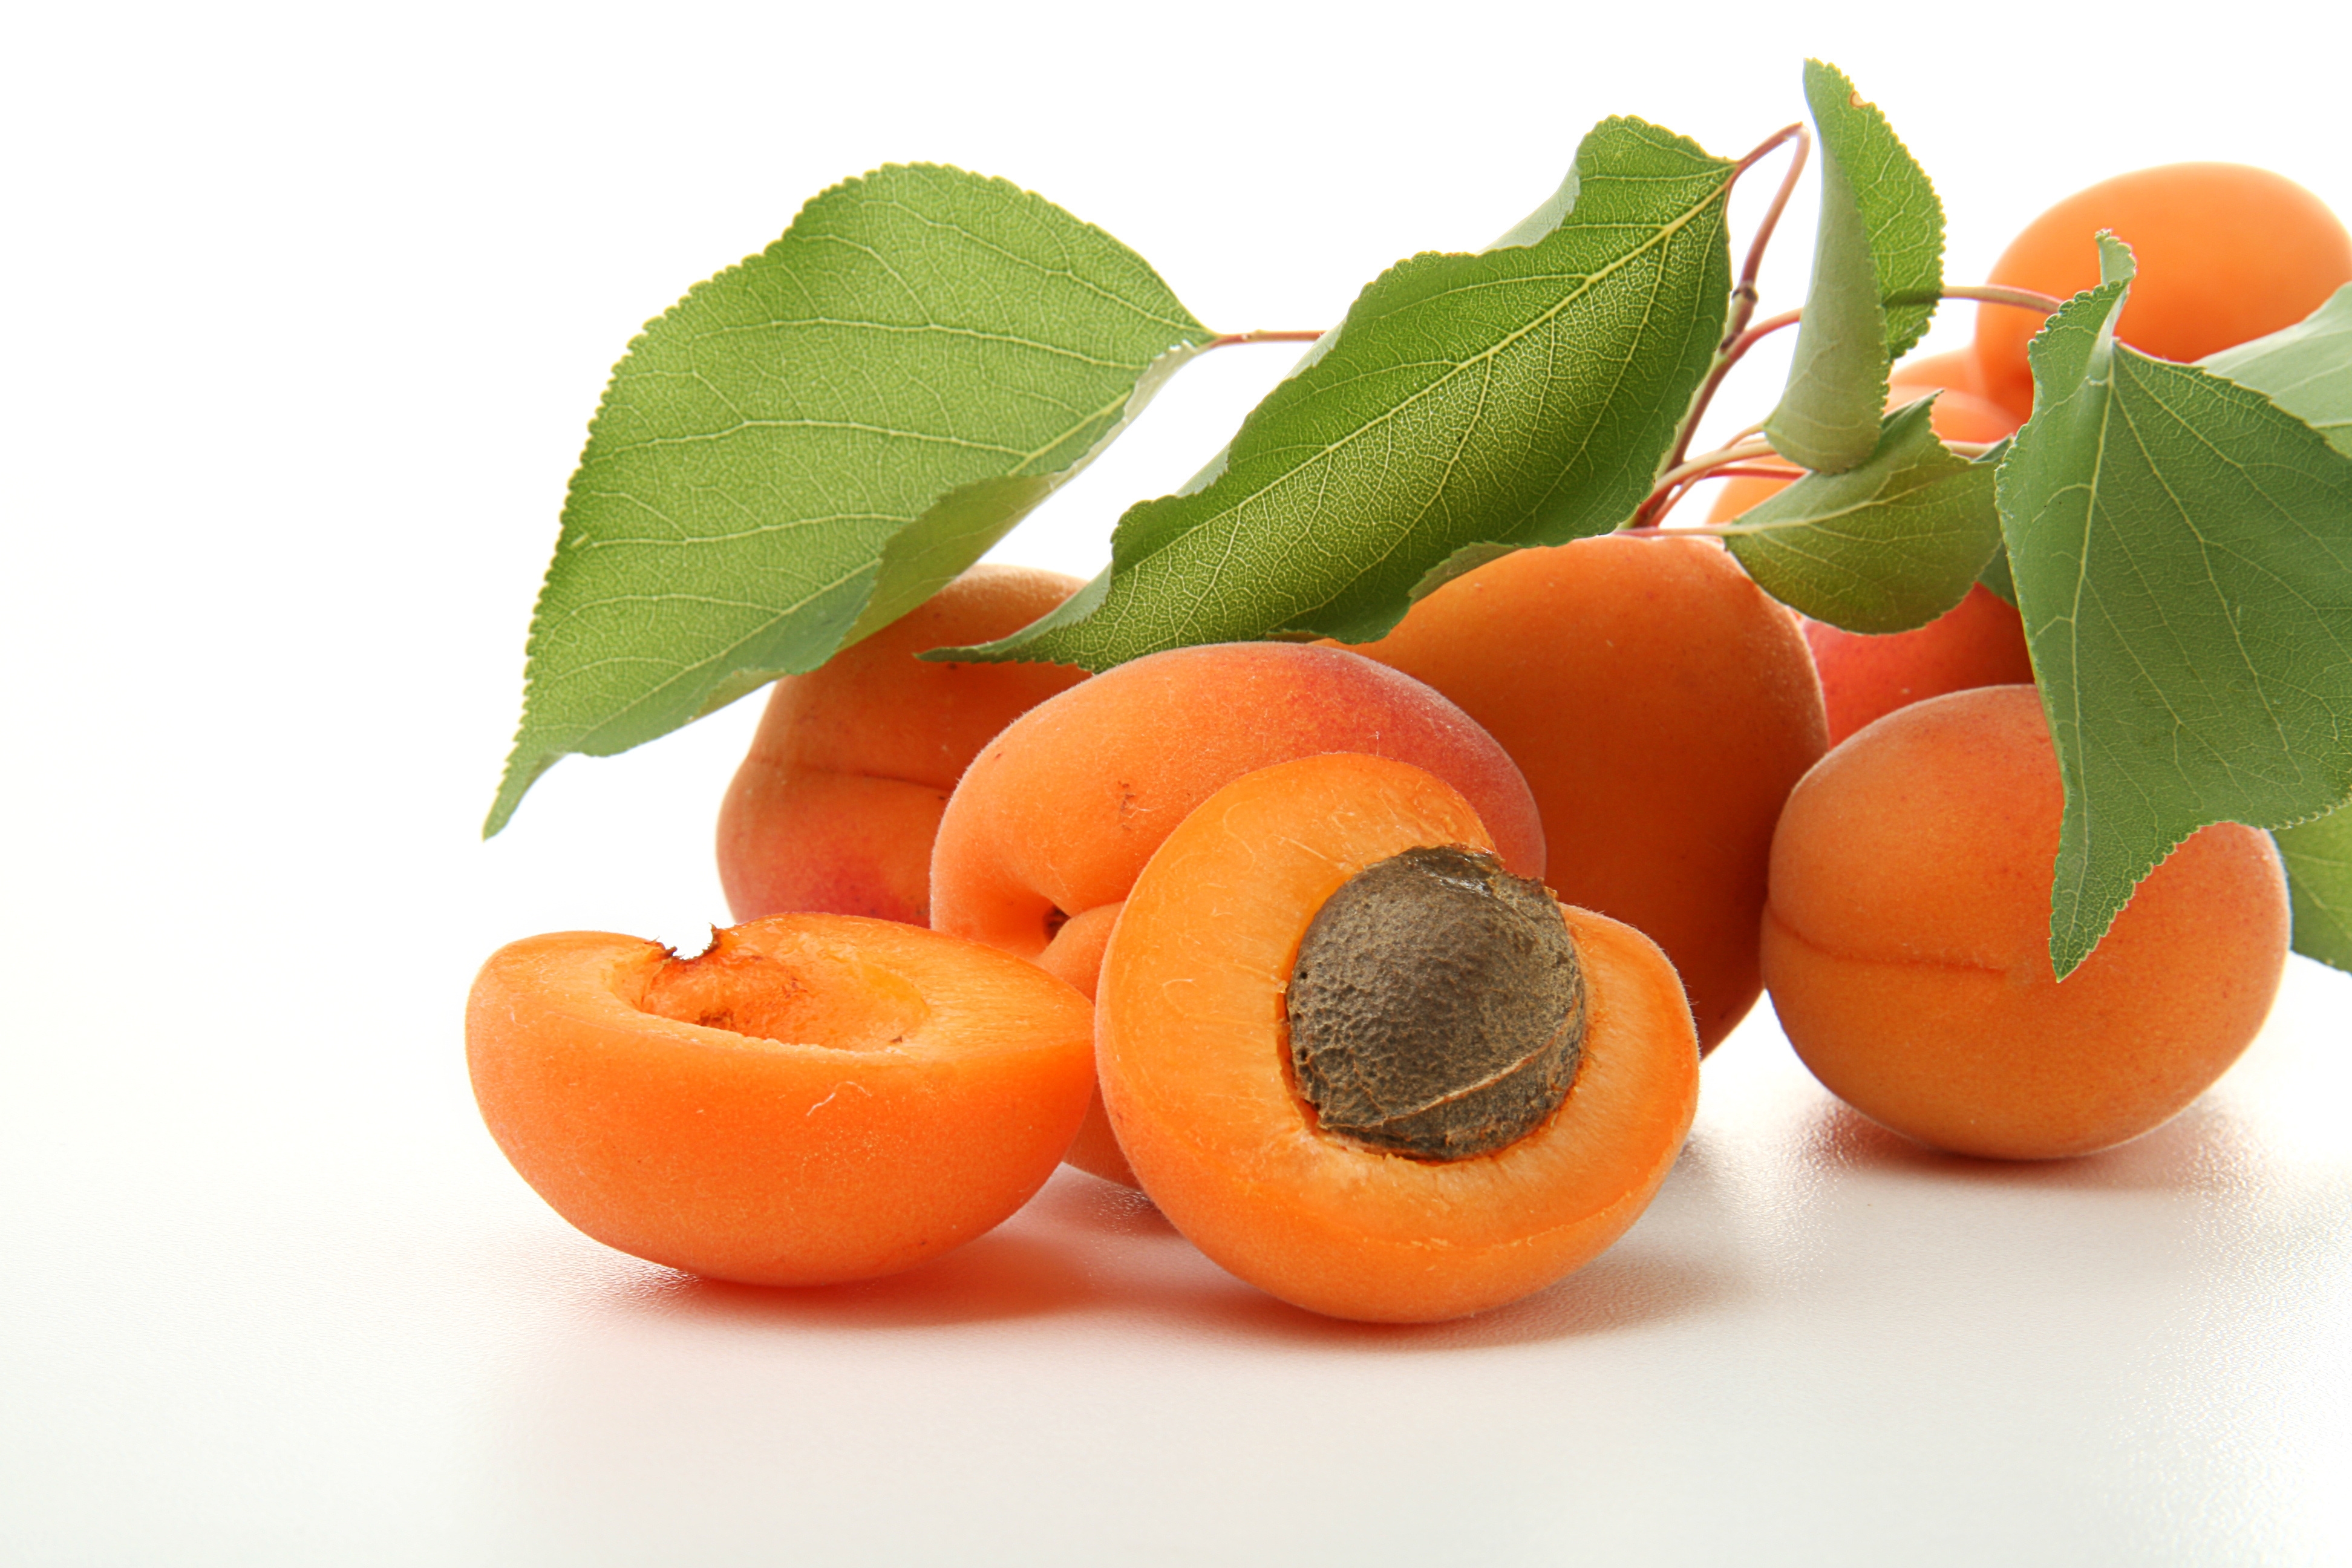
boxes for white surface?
[8,3,2352,1563]
[6,975,2348,1566]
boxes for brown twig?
[1649,439,1781,498]
[1632,123,1812,528]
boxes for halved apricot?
[1097,754,1700,1323]
[930,639,1546,1188]
[466,915,1093,1285]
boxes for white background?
[7,2,2351,1563]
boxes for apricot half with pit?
[1097,753,1700,1324]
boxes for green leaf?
[1978,534,2017,606]
[485,164,1211,835]
[2276,806,2352,973]
[1809,62,1944,364]
[2201,283,2352,457]
[1974,437,2019,604]
[1762,63,1945,476]
[955,119,1737,671]
[1998,234,2352,976]
[1723,397,2001,632]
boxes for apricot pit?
[1287,845,1586,1160]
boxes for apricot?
[1762,686,2290,1160]
[1347,534,1823,1053]
[717,564,1088,926]
[930,639,1546,1186]
[1097,753,1699,1323]
[1970,163,2352,422]
[1802,585,2035,749]
[466,914,1094,1284]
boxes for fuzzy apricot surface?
[1763,686,2290,1160]
[466,915,1094,1284]
[717,564,1087,926]
[930,640,1546,1186]
[1097,754,1699,1324]
[1348,534,1823,1053]
[1970,163,2352,421]
[1801,586,2035,750]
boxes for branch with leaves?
[489,60,2352,984]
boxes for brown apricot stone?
[1287,846,1585,1160]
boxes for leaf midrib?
[1132,165,1735,597]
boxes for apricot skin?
[1762,686,2290,1160]
[1884,347,1990,402]
[930,640,1546,1188]
[1098,754,1699,1324]
[466,915,1094,1284]
[1347,534,1824,1053]
[1970,163,2352,422]
[1802,584,2036,750]
[717,564,1088,926]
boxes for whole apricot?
[1347,534,1824,1053]
[930,639,1546,1186]
[717,564,1088,926]
[1762,686,2290,1160]
[466,914,1094,1284]
[1098,753,1699,1323]
[1970,163,2352,421]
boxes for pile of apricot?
[469,162,2336,1322]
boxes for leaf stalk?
[1204,328,1328,350]
[1935,284,2066,315]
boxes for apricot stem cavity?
[1286,845,1586,1160]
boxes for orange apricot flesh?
[466,915,1094,1284]
[1763,686,2290,1159]
[1098,754,1700,1324]
[718,564,1088,926]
